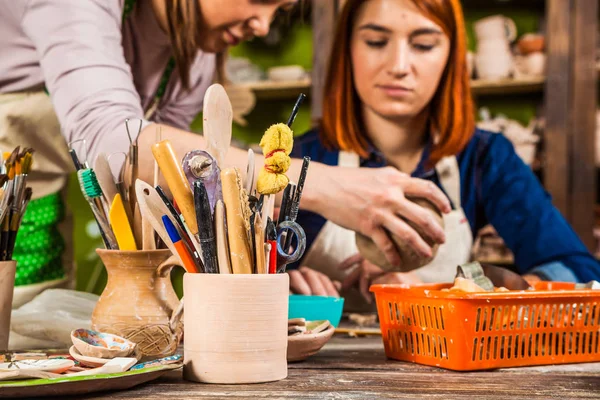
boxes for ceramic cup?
[523,52,546,76]
[475,48,514,80]
[474,15,517,43]
[183,273,289,384]
[0,261,16,350]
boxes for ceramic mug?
[474,15,517,42]
[475,49,514,80]
[182,273,289,384]
[0,261,16,350]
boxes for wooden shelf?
[231,79,311,100]
[230,76,547,100]
[471,76,546,95]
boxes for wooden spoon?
[203,84,233,168]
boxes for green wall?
[73,6,543,296]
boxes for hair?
[164,0,200,89]
[320,0,475,166]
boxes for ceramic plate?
[0,363,181,398]
[69,346,110,368]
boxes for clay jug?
[92,249,184,357]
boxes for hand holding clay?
[355,197,444,271]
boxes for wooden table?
[72,335,600,399]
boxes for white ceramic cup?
[523,52,546,76]
[474,15,517,43]
[182,273,289,384]
[0,261,16,350]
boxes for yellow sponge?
[257,123,293,195]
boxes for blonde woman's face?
[198,0,297,52]
[350,0,450,120]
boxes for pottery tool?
[221,167,253,274]
[6,188,32,260]
[215,200,232,274]
[124,119,141,205]
[264,242,272,274]
[193,180,218,273]
[78,169,118,250]
[283,157,311,251]
[182,150,221,214]
[109,193,137,251]
[254,212,266,274]
[203,83,233,168]
[155,185,198,259]
[245,149,255,194]
[256,123,294,195]
[277,183,295,226]
[152,140,198,236]
[136,180,202,270]
[286,93,306,127]
[162,215,198,273]
[275,220,306,273]
[267,218,277,274]
[93,153,119,207]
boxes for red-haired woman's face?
[350,0,450,120]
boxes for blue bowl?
[288,295,344,327]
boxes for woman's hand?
[304,164,451,268]
[339,254,423,303]
[288,266,341,297]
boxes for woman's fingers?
[341,263,363,291]
[288,270,311,295]
[396,198,445,244]
[318,272,340,297]
[403,178,451,214]
[338,253,364,271]
[370,228,402,267]
[381,216,433,259]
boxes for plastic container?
[288,295,344,327]
[371,282,600,371]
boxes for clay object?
[355,197,444,272]
[287,323,335,362]
[183,273,289,384]
[71,329,136,359]
[91,250,185,358]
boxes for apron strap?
[434,156,461,209]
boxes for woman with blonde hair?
[288,0,600,303]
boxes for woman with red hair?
[288,0,600,303]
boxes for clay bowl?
[69,346,111,368]
[517,34,545,55]
[287,323,335,362]
[71,328,136,359]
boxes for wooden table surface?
[71,335,600,400]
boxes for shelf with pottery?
[226,76,547,102]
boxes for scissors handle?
[276,221,306,271]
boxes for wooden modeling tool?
[151,140,198,235]
[93,153,118,206]
[215,200,232,274]
[245,149,255,194]
[220,168,252,274]
[193,180,218,273]
[109,193,137,251]
[254,213,266,274]
[203,84,233,167]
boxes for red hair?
[320,0,475,165]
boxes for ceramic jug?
[92,249,184,357]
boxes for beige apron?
[301,151,473,308]
[0,92,75,308]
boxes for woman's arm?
[478,133,600,282]
[136,124,452,267]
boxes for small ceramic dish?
[287,323,335,362]
[0,359,74,373]
[71,329,136,359]
[69,346,110,368]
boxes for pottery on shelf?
[287,323,335,362]
[71,329,136,359]
[91,250,185,358]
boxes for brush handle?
[215,200,232,274]
[193,180,218,273]
[152,140,198,235]
[89,199,118,249]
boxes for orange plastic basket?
[371,282,600,371]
